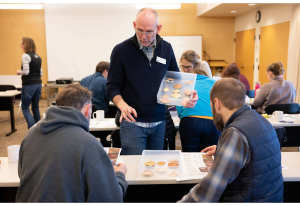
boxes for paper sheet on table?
[176,153,214,181]
[89,119,115,128]
[103,147,122,164]
[282,116,300,122]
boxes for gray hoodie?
[16,106,128,202]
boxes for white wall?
[45,3,137,81]
[196,3,221,16]
[234,4,293,89]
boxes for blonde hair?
[180,50,201,69]
[192,68,208,77]
[267,61,285,85]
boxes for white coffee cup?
[272,111,283,121]
[93,110,104,121]
[7,145,20,163]
[43,113,46,119]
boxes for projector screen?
[44,3,137,81]
[44,4,203,81]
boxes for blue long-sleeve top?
[176,74,216,119]
[80,72,109,114]
[106,34,179,122]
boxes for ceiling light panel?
[136,4,181,10]
[0,4,44,9]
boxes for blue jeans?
[179,117,221,152]
[120,120,166,155]
[21,84,42,129]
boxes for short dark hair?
[22,37,36,53]
[210,78,245,110]
[56,84,92,111]
[96,61,110,73]
[222,63,240,80]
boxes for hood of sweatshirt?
[39,106,89,134]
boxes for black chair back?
[246,90,255,98]
[0,85,16,91]
[115,109,121,127]
[111,129,121,148]
[275,127,286,149]
[264,103,300,114]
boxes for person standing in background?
[16,37,42,129]
[177,50,221,152]
[106,8,198,155]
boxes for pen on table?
[111,160,117,166]
[279,121,294,123]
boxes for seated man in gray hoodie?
[16,84,128,202]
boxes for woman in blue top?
[177,50,221,152]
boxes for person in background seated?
[239,73,250,91]
[253,61,296,114]
[222,63,250,103]
[180,50,212,78]
[16,84,128,202]
[177,57,221,152]
[179,78,283,203]
[80,61,111,118]
[16,37,43,129]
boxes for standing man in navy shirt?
[106,8,198,155]
[80,61,110,117]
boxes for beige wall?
[0,9,48,98]
[158,3,235,65]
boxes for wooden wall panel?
[235,29,255,89]
[259,21,290,86]
[157,3,235,64]
[0,9,48,98]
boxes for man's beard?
[212,104,224,132]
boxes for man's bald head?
[133,7,162,47]
[136,7,159,25]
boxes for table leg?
[6,97,17,136]
[46,85,50,107]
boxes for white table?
[89,118,119,131]
[266,114,300,127]
[0,91,21,97]
[1,152,299,187]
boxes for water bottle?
[255,81,261,97]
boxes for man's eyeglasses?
[180,65,193,71]
[136,30,155,37]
